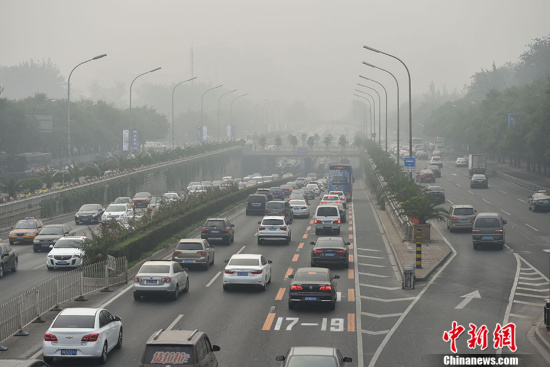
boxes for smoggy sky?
[2,0,549,119]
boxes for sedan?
[427,185,445,204]
[288,267,339,310]
[223,254,272,291]
[470,174,488,188]
[42,307,122,365]
[528,190,550,212]
[0,242,18,278]
[133,260,189,300]
[455,157,468,167]
[276,346,352,367]
[46,236,88,270]
[74,204,104,225]
[310,237,350,268]
[430,156,443,167]
[132,192,153,208]
[257,216,292,245]
[289,199,310,218]
[33,224,73,253]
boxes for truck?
[468,154,487,176]
[328,164,353,201]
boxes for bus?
[5,152,52,176]
[328,164,353,202]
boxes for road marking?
[349,242,354,249]
[454,290,481,309]
[301,323,318,326]
[358,263,385,268]
[357,254,384,259]
[205,272,221,287]
[543,249,550,253]
[337,292,341,301]
[446,177,452,182]
[500,190,508,195]
[307,225,311,230]
[297,242,304,249]
[348,314,355,332]
[482,199,491,204]
[357,248,380,252]
[33,263,46,270]
[361,312,402,318]
[167,314,184,330]
[360,296,415,302]
[262,312,276,330]
[362,330,389,335]
[348,289,355,301]
[518,198,527,203]
[518,281,548,286]
[292,254,299,262]
[348,269,354,279]
[275,288,286,301]
[526,224,539,231]
[360,284,402,290]
[101,283,133,308]
[447,199,454,205]
[348,227,353,232]
[513,299,542,307]
[302,233,308,239]
[456,184,462,188]
[501,209,511,215]
[349,254,354,263]
[358,272,389,278]
[467,190,474,194]
[236,245,246,254]
[515,292,548,299]
[285,268,293,278]
[509,313,532,319]
[451,173,457,176]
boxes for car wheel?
[210,255,215,265]
[133,292,141,301]
[473,243,478,250]
[268,273,272,284]
[223,284,230,291]
[172,285,180,300]
[33,246,39,253]
[43,356,54,364]
[286,237,291,245]
[257,238,262,246]
[204,261,210,271]
[261,280,267,291]
[11,259,18,272]
[336,229,341,235]
[0,265,3,278]
[498,243,504,250]
[532,205,537,213]
[9,241,14,245]
[342,217,347,223]
[231,234,235,243]
[288,301,295,310]
[311,261,316,267]
[47,266,53,271]
[98,342,108,364]
[115,328,123,349]
[329,300,336,311]
[315,229,320,235]
[183,278,190,293]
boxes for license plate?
[325,253,335,256]
[269,228,277,231]
[183,260,194,263]
[211,230,219,233]
[237,272,248,276]
[544,201,549,204]
[61,349,77,356]
[460,219,470,222]
[146,280,158,284]
[57,261,68,265]
[252,203,261,207]
[482,236,493,240]
[17,236,23,240]
[323,221,332,224]
[305,297,318,301]
[83,218,89,221]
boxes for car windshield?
[475,218,501,228]
[15,221,37,229]
[39,227,64,235]
[316,240,344,248]
[139,264,171,273]
[228,258,260,266]
[429,187,444,192]
[144,345,194,365]
[106,205,127,212]
[164,193,178,198]
[54,239,83,248]
[289,200,306,206]
[176,242,203,250]
[454,208,474,215]
[262,219,284,226]
[294,270,329,282]
[114,198,130,203]
[267,202,284,209]
[80,204,98,211]
[472,175,486,179]
[134,192,150,198]
[317,207,338,216]
[205,220,225,227]
[52,315,95,329]
[287,356,338,367]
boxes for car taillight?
[44,333,58,342]
[494,230,503,234]
[224,270,234,274]
[251,270,263,274]
[225,227,229,233]
[134,277,142,283]
[280,226,287,231]
[471,216,476,220]
[336,250,346,254]
[319,286,332,291]
[451,216,457,220]
[81,333,99,342]
[202,227,206,233]
[160,277,172,283]
[313,250,323,254]
[472,230,480,233]
[336,201,341,203]
[197,251,206,255]
[314,219,322,224]
[321,201,326,203]
[302,207,307,210]
[265,209,268,214]
[333,219,341,224]
[291,285,303,290]
[259,226,266,230]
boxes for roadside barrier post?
[545,299,550,330]
[14,301,29,336]
[32,289,45,323]
[52,279,62,312]
[415,229,422,269]
[402,262,415,290]
[75,272,87,301]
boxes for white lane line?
[514,292,548,299]
[362,330,390,335]
[516,287,548,293]
[360,284,401,290]
[447,199,454,205]
[336,292,341,301]
[543,249,550,253]
[518,281,548,286]
[451,173,457,176]
[446,178,452,182]
[500,190,508,195]
[102,283,133,308]
[236,245,246,254]
[518,198,527,203]
[525,224,539,232]
[509,313,532,319]
[513,299,542,307]
[33,263,46,270]
[362,312,402,318]
[358,272,389,278]
[360,296,415,302]
[501,209,511,215]
[357,248,381,252]
[301,323,319,326]
[467,190,474,194]
[358,263,385,268]
[206,271,222,287]
[482,199,491,204]
[356,254,384,259]
[167,314,184,330]
[456,184,462,188]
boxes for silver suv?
[172,239,215,270]
[447,205,476,232]
[133,260,189,301]
[257,216,292,245]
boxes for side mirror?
[288,274,294,279]
[310,241,315,245]
[502,219,507,225]
[343,357,353,362]
[345,242,351,246]
[257,221,262,225]
[49,244,54,248]
[275,356,285,361]
[114,316,122,322]
[224,259,229,264]
[231,224,235,227]
[268,260,273,264]
[333,275,340,279]
[212,345,221,352]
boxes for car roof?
[262,216,285,220]
[206,217,227,221]
[57,236,87,241]
[475,212,500,218]
[296,267,329,274]
[452,204,474,209]
[42,224,66,228]
[229,254,262,260]
[178,239,207,243]
[59,307,100,316]
[146,329,204,345]
[288,346,337,357]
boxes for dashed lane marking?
[348,314,356,332]
[525,224,539,232]
[348,269,354,279]
[349,242,354,249]
[467,190,474,194]
[358,272,388,278]
[501,209,511,215]
[348,226,353,231]
[285,268,293,278]
[205,272,221,287]
[349,254,354,263]
[275,288,286,301]
[302,233,308,239]
[513,300,541,307]
[518,198,527,203]
[500,190,508,195]
[348,289,355,302]
[297,242,304,249]
[167,314,184,331]
[348,234,353,240]
[357,248,380,252]
[482,199,491,204]
[262,312,276,331]
[357,254,384,259]
[358,263,385,268]
[292,254,299,262]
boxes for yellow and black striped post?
[415,229,422,269]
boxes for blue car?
[270,187,285,200]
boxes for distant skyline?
[2,0,549,119]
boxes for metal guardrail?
[486,168,549,191]
[0,257,127,347]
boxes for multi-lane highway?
[1,156,550,366]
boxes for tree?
[301,133,307,145]
[274,135,282,149]
[39,166,58,189]
[323,134,333,150]
[66,163,83,183]
[288,135,298,148]
[0,175,23,198]
[338,135,348,149]
[259,136,267,150]
[401,192,448,224]
[307,136,315,149]
[21,178,43,193]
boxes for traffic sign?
[404,157,416,167]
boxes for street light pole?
[359,75,388,152]
[230,93,249,138]
[357,83,382,148]
[129,67,161,150]
[353,94,372,138]
[200,85,223,141]
[362,61,400,164]
[67,53,107,164]
[353,100,368,138]
[354,89,376,140]
[217,89,237,141]
[171,77,197,149]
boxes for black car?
[265,200,293,223]
[75,203,105,224]
[245,194,269,215]
[288,267,339,310]
[310,237,350,268]
[528,190,550,212]
[32,224,73,253]
[427,164,441,178]
[427,185,445,204]
[256,188,274,201]
[0,242,18,278]
[201,218,235,245]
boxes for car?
[246,179,258,187]
[287,267,340,310]
[303,186,316,200]
[201,180,213,190]
[265,200,293,223]
[472,212,507,250]
[186,181,201,191]
[427,185,445,204]
[201,218,235,245]
[140,329,220,367]
[310,237,350,268]
[470,173,488,188]
[320,194,341,205]
[246,194,269,215]
[132,192,153,208]
[455,157,468,167]
[46,236,88,270]
[415,169,435,183]
[187,184,206,195]
[74,204,105,224]
[528,190,550,212]
[288,190,308,204]
[295,177,307,188]
[270,187,286,200]
[0,359,51,367]
[307,172,317,181]
[427,164,441,178]
[222,253,272,291]
[147,196,166,212]
[163,191,182,202]
[447,204,477,232]
[113,196,134,206]
[211,180,223,188]
[101,203,133,224]
[275,346,352,367]
[416,151,429,160]
[256,188,274,201]
[257,216,292,245]
[0,242,18,278]
[430,156,443,167]
[328,190,347,207]
[280,184,293,197]
[8,217,43,245]
[289,199,310,218]
[133,260,190,300]
[42,307,122,364]
[172,239,214,270]
[33,224,73,253]
[314,204,341,235]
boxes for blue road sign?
[404,158,416,167]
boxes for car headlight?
[9,232,15,236]
[74,253,83,258]
[92,213,97,217]
[47,254,54,258]
[33,239,40,244]
[26,232,35,236]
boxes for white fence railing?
[0,257,127,347]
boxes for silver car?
[447,205,477,232]
[289,199,310,218]
[133,260,189,301]
[172,239,215,270]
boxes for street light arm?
[172,76,198,149]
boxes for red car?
[132,192,152,208]
[415,169,436,183]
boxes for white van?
[314,204,341,235]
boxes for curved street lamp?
[353,94,372,138]
[363,61,400,164]
[129,67,161,150]
[359,75,388,152]
[353,100,369,138]
[354,89,376,140]
[67,53,107,164]
[217,89,237,141]
[200,85,223,139]
[171,76,197,149]
[357,83,382,148]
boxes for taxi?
[9,217,44,245]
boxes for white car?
[289,199,310,218]
[306,183,321,196]
[162,192,181,202]
[223,254,272,291]
[187,184,206,195]
[101,203,133,224]
[43,307,122,364]
[257,216,292,245]
[133,260,190,301]
[46,236,88,270]
[328,190,347,208]
[455,157,468,167]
